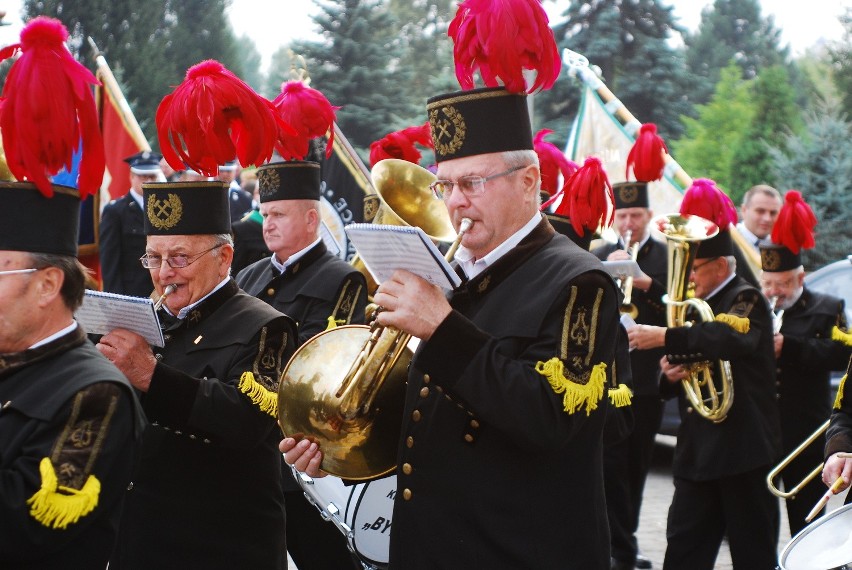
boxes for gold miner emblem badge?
[147,193,183,230]
[430,105,466,157]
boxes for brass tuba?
[352,158,457,296]
[653,213,734,423]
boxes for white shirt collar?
[165,276,231,320]
[736,222,770,249]
[270,238,322,274]
[619,228,651,250]
[30,321,78,349]
[455,212,541,280]
[128,189,144,209]
[705,272,737,301]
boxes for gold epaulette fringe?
[27,457,100,529]
[325,315,345,331]
[715,313,750,333]
[608,384,633,408]
[238,371,278,417]
[831,326,852,346]
[834,373,848,410]
[534,359,606,416]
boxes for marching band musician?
[823,355,852,503]
[236,160,366,570]
[99,180,297,569]
[628,180,781,570]
[758,190,851,533]
[592,181,668,570]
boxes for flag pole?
[87,37,150,152]
[561,48,762,276]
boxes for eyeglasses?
[430,165,527,201]
[0,268,39,277]
[691,257,719,273]
[140,244,224,269]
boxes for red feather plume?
[369,123,433,168]
[771,190,817,254]
[156,60,291,177]
[448,0,561,94]
[0,16,105,198]
[626,123,668,182]
[272,81,340,161]
[542,157,614,237]
[533,129,578,196]
[679,178,738,230]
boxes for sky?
[0,0,846,73]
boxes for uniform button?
[402,463,413,475]
[203,438,211,444]
[411,410,421,422]
[406,436,414,448]
[127,482,134,491]
[470,419,480,429]
[403,488,412,501]
[163,334,171,341]
[419,387,429,398]
[267,288,275,296]
[686,407,693,414]
[423,374,431,384]
[155,353,163,361]
[464,434,474,443]
[436,385,444,394]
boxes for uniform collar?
[160,278,239,329]
[270,239,325,277]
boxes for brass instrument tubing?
[154,284,177,311]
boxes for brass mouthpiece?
[154,284,177,311]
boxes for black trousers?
[663,467,779,570]
[604,395,664,564]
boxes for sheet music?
[75,289,165,347]
[319,220,342,257]
[344,223,461,290]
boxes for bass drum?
[291,466,395,569]
[778,502,852,569]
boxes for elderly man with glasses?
[97,180,297,570]
[283,85,621,569]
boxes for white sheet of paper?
[344,223,461,290]
[76,289,165,347]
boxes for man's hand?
[822,452,852,493]
[628,324,667,350]
[280,437,326,478]
[96,329,157,391]
[660,355,687,383]
[373,269,452,341]
[773,333,784,359]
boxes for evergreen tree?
[541,0,694,146]
[682,0,787,105]
[22,0,172,142]
[728,65,802,204]
[292,0,417,158]
[264,47,305,100]
[828,8,852,118]
[670,63,753,194]
[768,99,852,269]
[236,33,265,94]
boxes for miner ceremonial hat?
[613,181,649,210]
[142,181,231,235]
[760,190,817,273]
[678,178,737,259]
[125,150,163,175]
[0,182,80,256]
[427,87,533,163]
[256,161,321,202]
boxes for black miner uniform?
[391,218,619,569]
[593,229,668,566]
[775,288,850,532]
[825,355,852,507]
[99,192,152,297]
[661,268,781,569]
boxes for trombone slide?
[767,419,830,499]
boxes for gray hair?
[27,253,88,312]
[500,150,542,203]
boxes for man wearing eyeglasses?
[758,193,851,535]
[98,180,297,570]
[0,181,144,568]
[627,214,781,569]
[283,86,620,568]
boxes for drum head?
[348,475,396,567]
[780,502,852,570]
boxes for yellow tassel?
[608,384,633,408]
[834,373,848,410]
[715,313,750,333]
[238,371,278,417]
[534,358,606,416]
[26,457,100,529]
[832,326,852,346]
[325,315,345,331]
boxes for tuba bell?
[653,213,734,423]
[351,158,457,296]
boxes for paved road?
[637,436,848,569]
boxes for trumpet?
[153,284,177,311]
[767,420,829,499]
[277,212,473,480]
[768,295,785,335]
[619,230,639,319]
